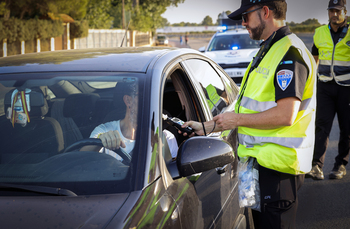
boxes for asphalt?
[297,117,350,229]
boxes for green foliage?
[85,0,114,29]
[0,18,5,41]
[0,2,7,15]
[287,18,322,33]
[172,21,201,27]
[0,18,65,42]
[70,20,89,39]
[2,0,88,20]
[109,0,184,31]
[201,15,213,26]
[300,18,321,26]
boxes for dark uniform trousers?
[313,80,350,168]
[252,165,304,229]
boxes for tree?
[201,15,213,26]
[109,0,184,31]
[216,10,231,25]
[160,17,170,27]
[300,18,320,26]
[85,0,114,29]
[0,0,88,20]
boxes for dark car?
[0,47,252,229]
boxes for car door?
[181,58,240,228]
[159,56,240,229]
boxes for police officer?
[181,0,316,228]
[307,0,350,180]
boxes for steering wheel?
[63,138,132,164]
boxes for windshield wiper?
[0,183,77,196]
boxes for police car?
[199,28,260,85]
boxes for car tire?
[244,207,254,229]
[232,208,254,229]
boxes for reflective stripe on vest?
[240,96,312,113]
[238,133,304,148]
[235,33,317,175]
[314,24,350,85]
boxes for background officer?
[307,0,350,180]
[181,0,317,228]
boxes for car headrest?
[63,93,100,118]
[4,88,49,117]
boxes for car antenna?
[120,20,131,47]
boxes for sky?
[162,0,331,25]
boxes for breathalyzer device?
[162,114,194,135]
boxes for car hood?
[204,49,258,64]
[0,193,129,228]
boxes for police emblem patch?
[277,70,293,91]
[333,0,338,4]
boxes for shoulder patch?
[277,70,293,91]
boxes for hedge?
[70,20,89,39]
[0,18,65,42]
[0,18,90,42]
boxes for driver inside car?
[90,82,178,161]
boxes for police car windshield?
[208,34,260,51]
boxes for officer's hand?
[99,130,126,151]
[180,121,203,137]
[213,112,239,131]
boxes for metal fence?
[1,29,152,57]
[73,29,129,49]
[73,29,152,49]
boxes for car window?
[157,35,167,40]
[183,59,230,116]
[213,64,240,104]
[0,75,141,195]
[208,33,260,51]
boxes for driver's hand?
[99,130,126,151]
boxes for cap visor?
[228,5,252,20]
[327,6,344,10]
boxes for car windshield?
[208,33,260,51]
[157,35,166,40]
[0,74,142,195]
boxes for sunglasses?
[241,6,275,23]
[241,6,263,23]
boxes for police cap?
[228,0,285,21]
[327,0,346,10]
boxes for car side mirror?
[168,136,234,179]
[198,46,206,52]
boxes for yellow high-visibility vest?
[235,34,317,175]
[205,84,227,115]
[314,23,350,85]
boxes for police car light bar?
[217,25,244,32]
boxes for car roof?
[0,47,178,74]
